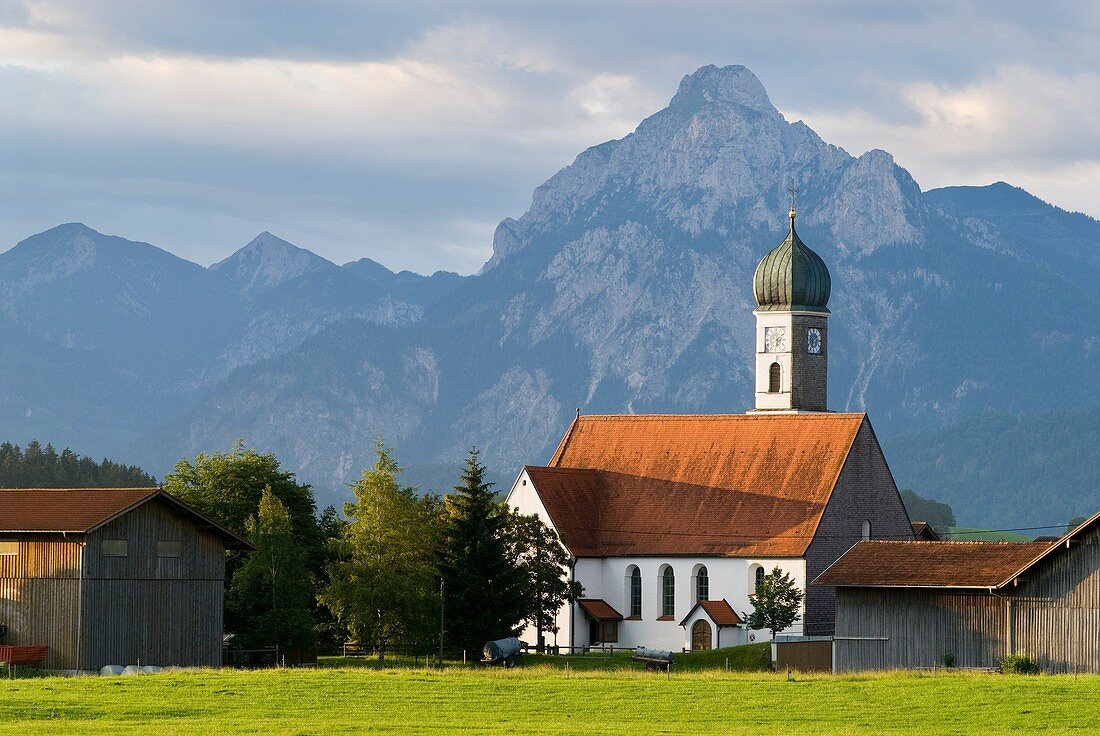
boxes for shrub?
[1001,653,1040,674]
[941,653,955,668]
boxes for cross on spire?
[787,184,798,224]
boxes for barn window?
[661,565,675,617]
[862,520,872,541]
[753,565,765,593]
[102,540,128,557]
[157,541,182,558]
[627,566,642,617]
[768,363,781,393]
[0,541,17,556]
[694,565,709,602]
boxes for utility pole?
[439,577,445,669]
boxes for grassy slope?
[1,667,1098,735]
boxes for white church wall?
[505,470,809,652]
[578,556,807,651]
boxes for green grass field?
[2,662,1098,735]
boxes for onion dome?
[752,207,831,313]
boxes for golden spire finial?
[787,184,798,224]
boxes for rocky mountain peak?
[211,231,334,300]
[669,64,776,115]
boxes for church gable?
[526,412,866,557]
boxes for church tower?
[750,199,831,412]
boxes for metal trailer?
[632,647,675,672]
[482,637,523,667]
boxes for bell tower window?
[768,363,781,393]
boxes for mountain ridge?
[2,65,1098,527]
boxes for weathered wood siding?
[81,501,227,668]
[0,537,83,669]
[835,524,1100,673]
[834,589,1006,671]
[1010,524,1100,673]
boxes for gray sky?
[2,1,1098,274]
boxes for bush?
[1001,653,1040,674]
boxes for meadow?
[1,658,1098,735]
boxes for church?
[505,203,915,652]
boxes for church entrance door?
[691,620,712,650]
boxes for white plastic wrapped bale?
[121,665,143,676]
[99,665,124,676]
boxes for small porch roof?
[577,599,624,622]
[679,599,743,628]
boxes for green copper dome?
[752,212,831,313]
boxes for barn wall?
[81,501,227,668]
[0,537,84,670]
[805,419,914,636]
[1011,523,1100,673]
[834,588,1006,672]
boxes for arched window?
[626,566,642,618]
[862,520,872,541]
[694,565,709,602]
[661,565,675,617]
[768,362,781,393]
[753,565,765,593]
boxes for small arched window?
[627,566,642,617]
[695,565,709,602]
[661,565,675,617]
[768,362,781,393]
[753,565,765,593]
[862,520,872,541]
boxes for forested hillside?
[0,441,156,487]
[884,406,1100,529]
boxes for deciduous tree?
[746,567,804,639]
[319,442,441,660]
[507,512,582,651]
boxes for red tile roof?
[813,540,1051,588]
[577,599,623,621]
[527,413,867,557]
[680,599,743,627]
[0,487,159,532]
[911,521,941,541]
[0,488,253,549]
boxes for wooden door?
[691,620,712,650]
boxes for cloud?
[0,1,1098,272]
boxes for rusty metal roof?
[680,599,743,627]
[813,540,1051,588]
[0,488,253,549]
[577,599,623,621]
[531,413,866,557]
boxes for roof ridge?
[570,412,866,420]
[0,487,159,491]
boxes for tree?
[0,440,155,487]
[1067,515,1088,534]
[900,489,956,531]
[164,442,323,649]
[319,442,441,660]
[227,488,314,652]
[746,567,804,639]
[507,512,583,651]
[439,447,526,655]
[163,440,318,551]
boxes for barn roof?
[525,412,867,557]
[812,540,1050,588]
[0,488,253,549]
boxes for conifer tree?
[440,447,526,655]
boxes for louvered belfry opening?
[769,362,781,393]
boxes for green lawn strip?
[0,668,1096,735]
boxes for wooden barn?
[815,511,1100,673]
[0,488,252,672]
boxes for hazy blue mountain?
[4,65,1100,523]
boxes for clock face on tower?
[807,328,822,355]
[764,326,787,353]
